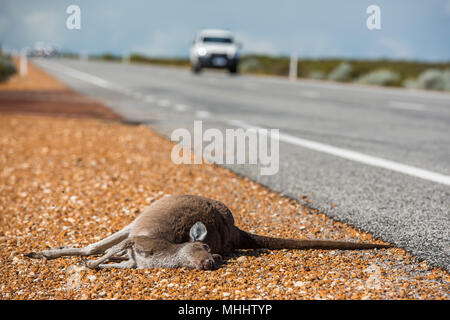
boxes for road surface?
[35,58,450,270]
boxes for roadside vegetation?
[0,46,17,83]
[239,55,450,91]
[81,51,450,92]
[128,54,190,68]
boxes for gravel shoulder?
[0,58,122,120]
[0,60,448,300]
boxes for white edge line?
[225,119,450,186]
[40,61,115,89]
[196,110,211,119]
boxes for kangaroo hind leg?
[25,223,133,260]
[84,239,134,269]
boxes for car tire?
[228,63,238,74]
[191,63,202,74]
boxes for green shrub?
[309,70,325,80]
[327,62,354,82]
[98,53,121,61]
[355,69,400,86]
[416,69,450,91]
[402,78,418,89]
[445,71,450,91]
[240,55,289,76]
[0,56,16,82]
[129,54,189,67]
[239,57,262,73]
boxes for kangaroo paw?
[82,258,99,270]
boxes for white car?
[190,29,241,74]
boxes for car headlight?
[197,47,207,56]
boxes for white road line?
[41,62,115,89]
[157,99,171,107]
[174,104,189,112]
[388,101,425,111]
[196,110,211,118]
[224,119,450,186]
[39,62,151,102]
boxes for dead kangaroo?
[26,194,391,270]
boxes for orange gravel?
[0,58,122,120]
[0,114,449,300]
[0,57,67,91]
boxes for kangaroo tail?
[238,229,392,250]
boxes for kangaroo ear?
[189,221,207,242]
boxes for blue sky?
[1,0,449,61]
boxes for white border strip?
[226,120,450,186]
[40,62,115,89]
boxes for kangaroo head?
[179,221,217,270]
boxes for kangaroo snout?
[198,257,216,270]
[184,242,217,270]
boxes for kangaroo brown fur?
[26,194,391,270]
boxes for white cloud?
[295,35,342,58]
[22,11,63,42]
[130,29,193,57]
[235,32,279,55]
[0,6,65,51]
[378,37,415,59]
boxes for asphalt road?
[35,58,450,270]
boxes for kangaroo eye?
[202,244,209,251]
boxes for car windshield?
[202,37,233,43]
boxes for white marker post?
[20,48,28,77]
[122,52,130,64]
[79,50,88,61]
[289,53,297,81]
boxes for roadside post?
[20,48,28,77]
[123,52,131,64]
[289,53,297,81]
